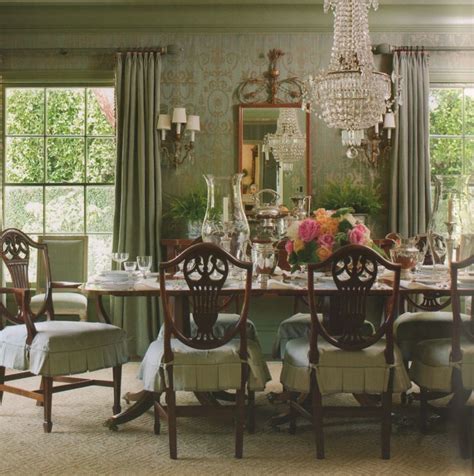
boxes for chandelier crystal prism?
[303,0,393,151]
[263,108,306,164]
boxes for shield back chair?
[394,232,462,368]
[138,242,270,459]
[409,255,474,458]
[0,228,128,432]
[271,237,396,360]
[280,244,411,459]
[32,235,89,322]
[160,235,260,350]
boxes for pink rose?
[285,240,294,254]
[348,223,370,245]
[317,233,335,249]
[298,219,321,243]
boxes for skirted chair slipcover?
[0,321,128,377]
[274,312,376,359]
[158,313,259,342]
[280,336,411,394]
[394,310,470,362]
[150,313,267,391]
[139,335,270,393]
[409,337,474,392]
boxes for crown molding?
[0,4,472,42]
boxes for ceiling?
[0,0,471,4]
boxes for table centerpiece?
[284,207,384,272]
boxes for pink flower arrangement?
[348,223,372,245]
[286,208,378,269]
[298,219,321,242]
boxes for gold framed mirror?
[238,103,311,208]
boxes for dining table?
[81,268,474,431]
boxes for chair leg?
[235,388,245,459]
[247,389,255,434]
[153,393,161,435]
[381,390,392,460]
[0,366,5,405]
[165,389,177,459]
[312,376,324,459]
[36,378,45,407]
[43,376,53,433]
[289,392,297,435]
[420,388,429,434]
[112,365,122,415]
[453,387,472,459]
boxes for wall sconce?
[157,107,200,167]
[348,110,396,167]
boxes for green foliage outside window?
[429,87,474,177]
[4,86,116,276]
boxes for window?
[429,85,474,176]
[4,87,116,277]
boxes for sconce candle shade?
[172,107,187,124]
[383,111,396,139]
[157,114,171,140]
[383,112,396,129]
[157,114,172,130]
[186,115,201,132]
[186,115,201,142]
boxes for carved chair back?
[307,244,401,365]
[159,243,253,363]
[450,254,474,363]
[0,229,53,337]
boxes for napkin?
[267,279,304,290]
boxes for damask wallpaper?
[1,31,473,237]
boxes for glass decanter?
[201,173,250,260]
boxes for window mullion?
[43,87,47,236]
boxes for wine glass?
[124,260,137,277]
[137,255,152,278]
[111,252,129,270]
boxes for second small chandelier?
[263,108,306,165]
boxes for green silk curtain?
[113,52,162,357]
[389,51,432,237]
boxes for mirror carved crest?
[236,49,304,105]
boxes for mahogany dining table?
[81,272,473,430]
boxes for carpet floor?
[0,362,472,475]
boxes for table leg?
[96,295,111,324]
[104,391,155,431]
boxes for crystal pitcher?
[201,173,250,260]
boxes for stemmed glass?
[137,255,152,278]
[124,260,137,278]
[111,252,129,270]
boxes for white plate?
[95,272,129,283]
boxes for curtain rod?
[373,43,474,54]
[0,45,182,55]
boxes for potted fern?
[168,190,207,238]
[317,178,382,224]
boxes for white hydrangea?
[286,221,300,240]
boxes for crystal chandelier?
[263,108,306,165]
[304,0,394,157]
